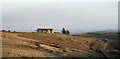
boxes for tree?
[8,30,11,32]
[62,28,66,34]
[66,30,70,35]
[2,30,6,32]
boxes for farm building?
[35,28,54,34]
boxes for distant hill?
[70,29,118,34]
[92,29,118,33]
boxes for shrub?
[45,49,49,51]
[55,51,61,54]
[63,50,67,52]
[71,50,75,52]
[66,30,70,35]
[35,42,40,47]
[49,50,53,53]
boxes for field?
[1,31,120,58]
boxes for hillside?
[1,31,120,58]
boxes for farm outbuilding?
[35,28,54,34]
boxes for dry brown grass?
[18,33,91,51]
[2,32,119,57]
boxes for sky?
[0,0,119,2]
[1,1,118,33]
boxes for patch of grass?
[1,34,6,38]
[7,35,18,40]
[91,41,105,51]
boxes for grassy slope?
[2,32,96,57]
[17,32,99,51]
[72,32,120,57]
[1,31,120,57]
[74,32,118,40]
[2,32,55,57]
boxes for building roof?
[37,28,53,30]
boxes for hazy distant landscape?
[4,29,118,34]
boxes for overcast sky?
[0,0,119,2]
[1,2,118,32]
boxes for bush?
[55,51,61,54]
[49,50,53,53]
[35,42,40,47]
[66,30,70,35]
[63,50,67,52]
[45,49,49,51]
[61,28,70,35]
